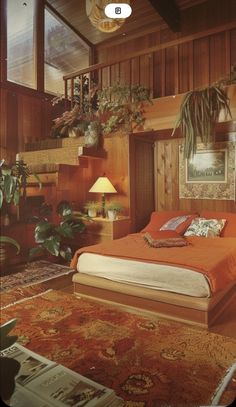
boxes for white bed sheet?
[77,253,211,298]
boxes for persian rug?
[0,260,74,293]
[1,290,236,407]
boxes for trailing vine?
[171,64,235,158]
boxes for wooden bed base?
[72,273,236,328]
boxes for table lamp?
[89,176,117,218]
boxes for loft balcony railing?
[63,21,236,109]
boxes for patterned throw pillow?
[160,215,197,235]
[144,231,188,248]
[184,218,226,237]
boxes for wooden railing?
[63,21,236,108]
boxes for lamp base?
[102,193,106,218]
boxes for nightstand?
[79,216,131,247]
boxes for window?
[7,0,36,88]
[44,9,90,95]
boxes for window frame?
[0,0,93,95]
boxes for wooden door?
[129,136,155,232]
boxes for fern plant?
[171,85,232,158]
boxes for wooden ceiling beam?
[148,0,181,32]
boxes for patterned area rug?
[0,260,74,293]
[1,289,236,407]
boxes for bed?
[71,210,236,328]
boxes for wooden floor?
[59,282,236,339]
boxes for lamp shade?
[89,177,117,193]
[86,0,128,33]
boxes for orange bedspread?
[71,233,236,294]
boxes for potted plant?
[171,84,231,158]
[106,201,123,221]
[0,159,41,221]
[51,82,151,140]
[171,64,236,159]
[30,200,87,263]
[0,236,20,269]
[97,83,152,135]
[84,201,100,218]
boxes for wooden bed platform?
[73,273,236,328]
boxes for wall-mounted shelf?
[78,146,107,159]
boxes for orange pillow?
[144,230,182,239]
[200,211,236,237]
[142,211,198,234]
[143,230,188,248]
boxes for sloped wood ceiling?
[46,0,207,44]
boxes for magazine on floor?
[0,344,124,407]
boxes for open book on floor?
[0,343,124,407]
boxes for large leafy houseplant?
[0,159,41,218]
[30,201,87,262]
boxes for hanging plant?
[171,84,232,158]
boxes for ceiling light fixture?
[86,0,130,33]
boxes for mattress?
[77,253,211,298]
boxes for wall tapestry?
[179,142,235,200]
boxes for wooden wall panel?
[153,51,162,98]
[0,88,18,163]
[230,29,236,65]
[165,47,176,96]
[101,66,110,88]
[155,138,236,213]
[178,43,191,93]
[119,60,131,85]
[131,57,140,86]
[110,63,120,85]
[209,32,226,84]
[193,37,210,88]
[139,54,152,91]
[0,85,56,163]
[156,139,180,211]
[95,3,236,99]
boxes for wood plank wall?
[0,85,65,163]
[95,1,236,97]
[155,136,236,214]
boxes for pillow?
[200,211,236,237]
[184,218,226,238]
[141,211,198,233]
[143,230,188,248]
[160,214,197,235]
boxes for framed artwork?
[179,142,235,200]
[186,149,227,184]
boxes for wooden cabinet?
[78,216,131,247]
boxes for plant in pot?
[29,200,87,263]
[171,72,235,158]
[97,83,152,135]
[84,201,101,218]
[0,159,41,221]
[0,236,20,270]
[106,201,123,221]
